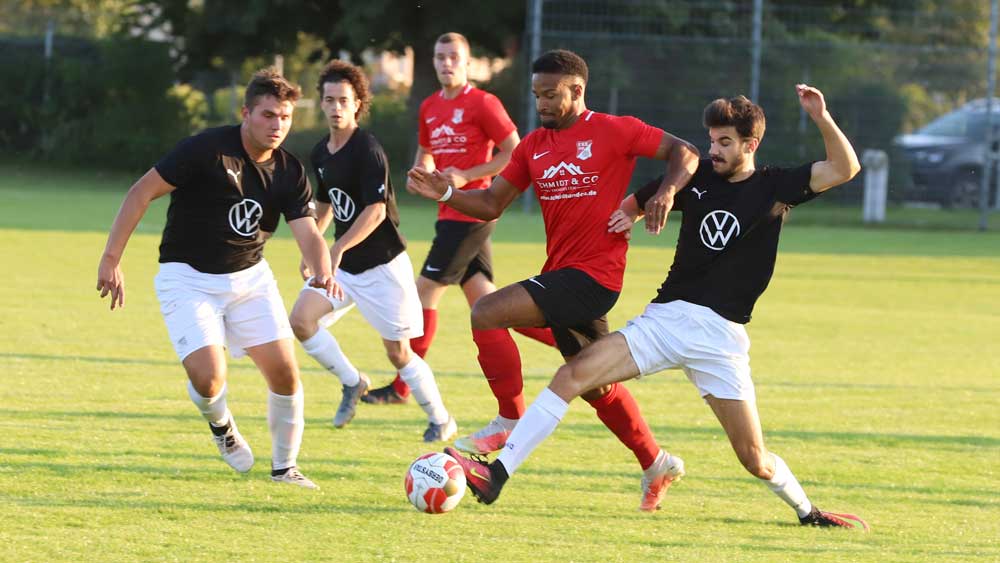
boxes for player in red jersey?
[363,32,558,408]
[408,49,700,511]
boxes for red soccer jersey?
[418,85,517,223]
[500,111,663,291]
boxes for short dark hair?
[244,67,301,110]
[531,49,588,83]
[317,59,372,119]
[435,32,469,52]
[702,96,766,140]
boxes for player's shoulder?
[309,134,331,162]
[354,128,389,158]
[275,144,307,174]
[182,124,238,152]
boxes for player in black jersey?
[96,69,338,489]
[288,60,456,442]
[448,85,870,530]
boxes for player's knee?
[738,449,772,479]
[469,300,495,330]
[288,312,318,341]
[551,363,587,399]
[383,342,410,368]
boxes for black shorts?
[419,220,494,286]
[518,268,620,357]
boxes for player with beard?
[445,87,870,530]
[408,49,701,511]
[363,32,558,408]
[96,68,337,489]
[289,60,456,442]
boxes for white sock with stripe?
[496,387,568,477]
[301,330,360,387]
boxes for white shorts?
[154,260,293,361]
[302,252,423,342]
[619,300,755,401]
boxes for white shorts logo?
[700,210,741,250]
[329,188,356,222]
[229,199,263,236]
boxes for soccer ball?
[404,452,466,513]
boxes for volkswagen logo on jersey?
[329,188,356,222]
[700,210,741,250]
[228,199,263,236]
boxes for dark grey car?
[893,99,999,208]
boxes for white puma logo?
[226,168,241,185]
[692,187,707,200]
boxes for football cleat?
[333,372,371,428]
[444,446,506,505]
[799,507,870,531]
[209,414,254,473]
[453,416,513,455]
[360,383,409,405]
[271,467,319,490]
[639,451,685,512]
[423,416,458,443]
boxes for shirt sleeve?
[154,134,204,189]
[634,174,686,212]
[498,139,532,192]
[283,159,317,222]
[417,99,432,149]
[616,116,664,159]
[360,138,391,207]
[772,162,819,206]
[312,150,330,203]
[479,93,517,144]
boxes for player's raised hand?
[643,188,675,235]
[308,271,343,301]
[406,167,451,201]
[96,254,125,310]
[796,84,827,120]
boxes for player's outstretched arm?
[406,167,520,221]
[798,84,862,192]
[96,168,175,310]
[645,133,699,234]
[288,216,342,300]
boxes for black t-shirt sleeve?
[359,137,391,207]
[283,161,316,222]
[154,134,205,189]
[772,162,819,205]
[635,175,664,209]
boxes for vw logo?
[329,188,356,222]
[228,199,263,237]
[699,210,741,250]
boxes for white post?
[862,149,889,223]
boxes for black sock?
[209,420,230,436]
[489,460,510,487]
[271,467,292,477]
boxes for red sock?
[391,309,438,398]
[586,383,659,470]
[513,326,558,348]
[472,328,525,419]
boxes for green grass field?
[1,164,998,562]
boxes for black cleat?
[360,383,409,405]
[799,507,870,531]
[444,446,507,505]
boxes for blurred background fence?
[1,0,996,229]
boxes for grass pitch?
[0,164,998,562]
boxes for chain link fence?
[519,0,997,229]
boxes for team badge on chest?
[576,140,593,160]
[452,109,464,124]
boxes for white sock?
[398,355,449,424]
[301,330,360,387]
[765,453,813,518]
[187,380,229,427]
[268,387,304,471]
[496,388,568,477]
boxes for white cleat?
[210,415,254,473]
[271,467,319,489]
[640,451,685,512]
[453,416,514,454]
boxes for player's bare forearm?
[330,203,386,256]
[313,202,334,236]
[453,132,520,183]
[810,112,861,192]
[413,146,435,171]
[406,168,518,220]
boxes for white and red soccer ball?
[405,452,466,513]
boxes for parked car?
[893,98,999,208]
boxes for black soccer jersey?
[310,129,405,274]
[637,158,819,324]
[154,125,315,274]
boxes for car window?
[918,111,969,137]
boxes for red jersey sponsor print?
[418,85,517,222]
[500,111,663,291]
